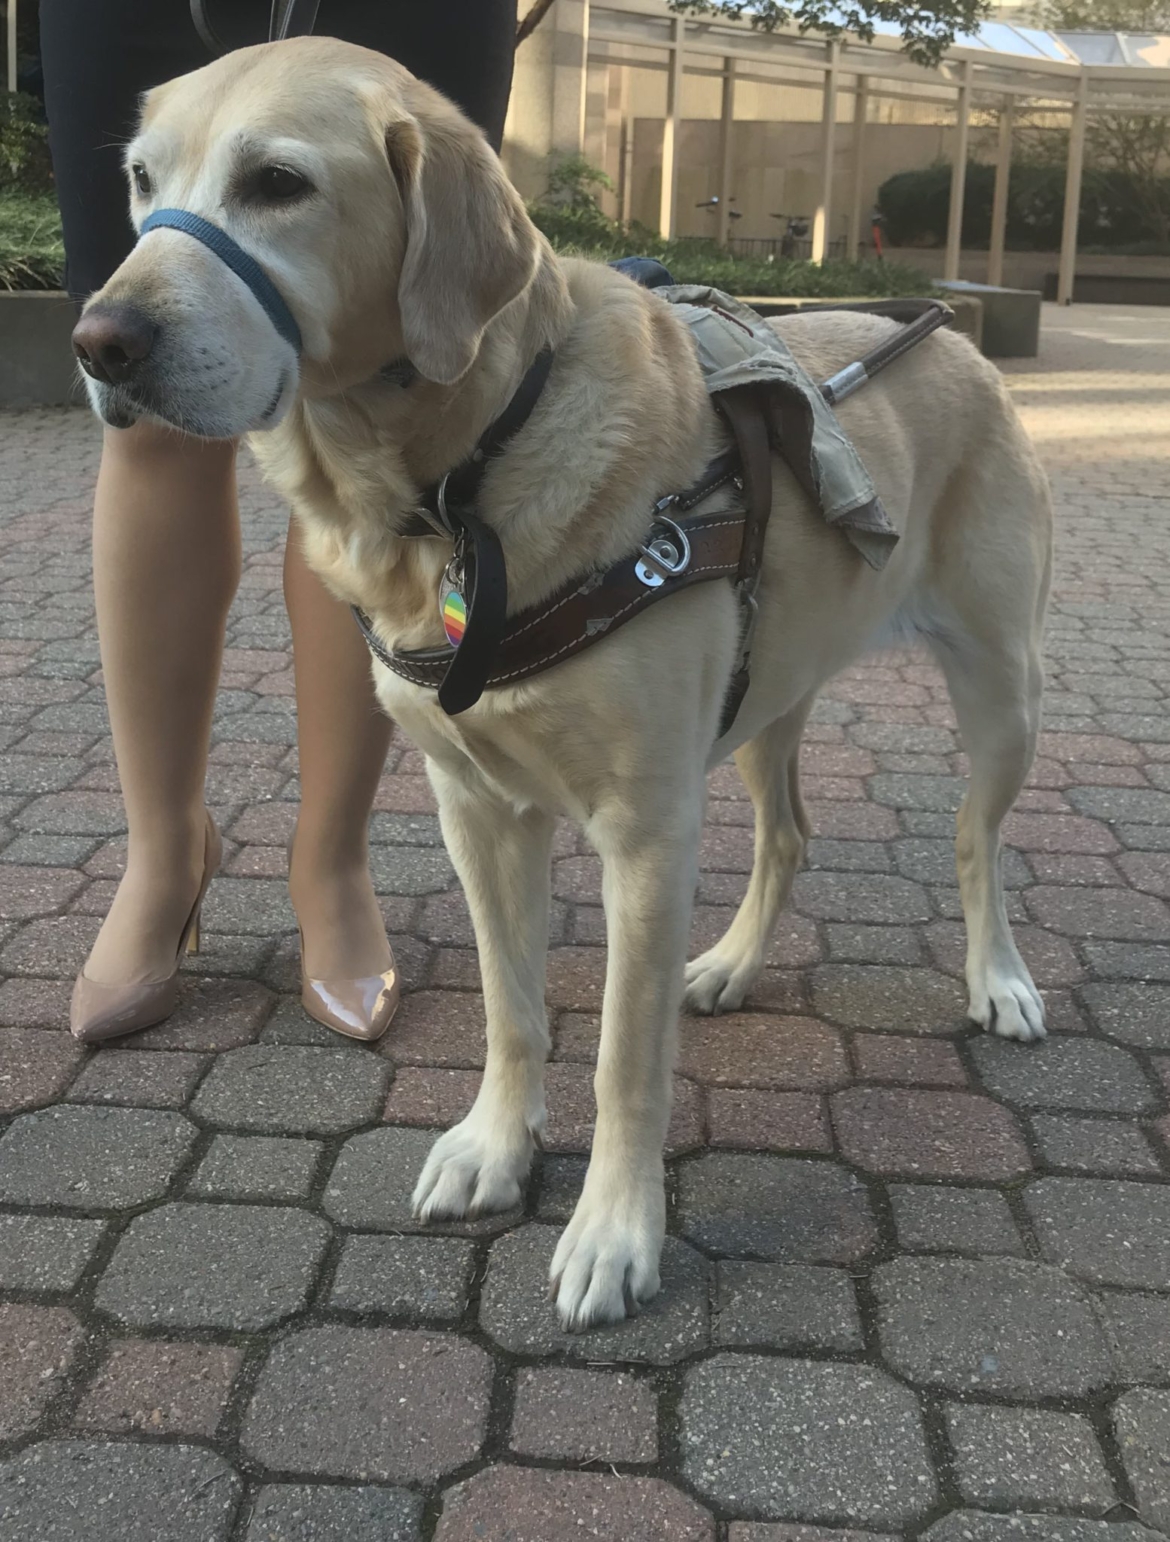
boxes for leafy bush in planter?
[0,95,61,286]
[0,190,65,290]
[0,92,53,194]
[0,161,935,299]
[530,206,932,298]
[878,159,1161,251]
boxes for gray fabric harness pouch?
[658,284,901,571]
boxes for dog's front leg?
[412,761,555,1220]
[551,788,703,1331]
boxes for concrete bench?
[0,292,81,408]
[935,280,1040,358]
[1043,271,1170,306]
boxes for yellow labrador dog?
[73,38,1052,1329]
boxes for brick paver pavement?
[1,302,1168,1540]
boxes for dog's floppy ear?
[385,105,540,385]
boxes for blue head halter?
[139,2,316,356]
[138,208,303,355]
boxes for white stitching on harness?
[487,552,739,684]
[379,512,745,689]
[504,513,743,642]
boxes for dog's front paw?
[684,947,758,1015]
[968,952,1046,1042]
[412,1112,538,1221]
[549,1177,665,1331]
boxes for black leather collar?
[401,345,555,541]
[378,357,418,389]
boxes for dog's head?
[73,37,541,438]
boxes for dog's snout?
[72,302,158,385]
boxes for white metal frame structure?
[6,0,17,95]
[6,0,1169,299]
[584,0,1170,302]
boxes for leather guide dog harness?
[353,281,951,734]
[157,11,952,738]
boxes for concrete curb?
[0,291,83,408]
[0,288,987,411]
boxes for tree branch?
[667,0,990,67]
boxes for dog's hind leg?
[684,696,813,1015]
[926,545,1050,1041]
[412,763,555,1220]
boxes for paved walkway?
[1,303,1169,1542]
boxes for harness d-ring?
[635,507,692,589]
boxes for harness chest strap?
[357,510,742,692]
[357,379,774,711]
[357,504,741,690]
[356,382,773,701]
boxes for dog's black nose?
[73,302,158,385]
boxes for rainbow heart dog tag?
[441,587,467,648]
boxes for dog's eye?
[255,164,310,202]
[131,164,151,197]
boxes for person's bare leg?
[84,420,239,985]
[283,521,395,979]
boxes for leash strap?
[138,210,303,354]
[720,389,772,593]
[189,1,223,54]
[270,0,321,40]
[190,0,320,53]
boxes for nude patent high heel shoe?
[297,931,400,1043]
[70,812,221,1044]
[287,835,399,1043]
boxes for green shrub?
[0,92,54,194]
[529,200,623,252]
[528,203,933,298]
[528,152,933,296]
[0,190,65,290]
[544,153,615,211]
[0,176,934,300]
[878,159,1161,251]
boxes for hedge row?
[0,191,65,291]
[2,189,935,298]
[878,159,1167,253]
[528,202,934,298]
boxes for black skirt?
[39,0,518,302]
